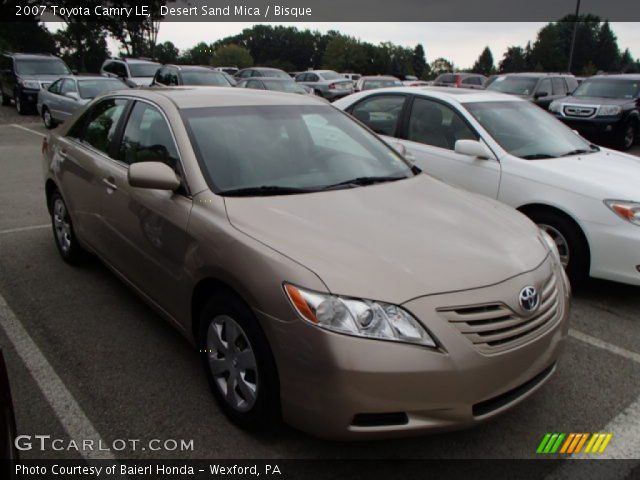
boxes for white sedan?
[334,87,640,286]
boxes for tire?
[526,209,589,286]
[198,292,280,430]
[15,92,28,115]
[1,91,9,106]
[617,121,636,151]
[42,107,56,129]
[50,190,87,265]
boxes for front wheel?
[50,191,87,265]
[15,92,28,115]
[198,292,279,430]
[42,107,57,129]
[1,91,9,106]
[527,210,590,286]
[617,121,636,151]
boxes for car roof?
[497,72,573,78]
[110,58,158,65]
[165,65,215,72]
[5,53,61,60]
[587,74,640,81]
[111,86,326,108]
[362,76,400,80]
[59,75,122,81]
[355,86,525,104]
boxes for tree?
[180,42,214,65]
[211,44,253,69]
[412,44,429,79]
[154,41,179,64]
[54,22,109,73]
[430,57,454,76]
[620,49,640,73]
[471,47,494,75]
[0,21,57,55]
[594,21,621,73]
[498,46,528,73]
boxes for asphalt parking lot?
[0,105,639,471]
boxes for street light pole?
[567,0,581,73]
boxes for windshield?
[128,63,160,77]
[465,101,595,159]
[363,79,403,90]
[183,105,414,195]
[16,59,70,76]
[262,80,306,93]
[78,79,126,99]
[319,71,342,81]
[572,78,640,99]
[181,71,231,86]
[487,76,538,95]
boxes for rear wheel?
[42,107,56,129]
[526,210,589,286]
[15,92,28,115]
[198,292,279,430]
[1,91,9,106]
[50,191,87,265]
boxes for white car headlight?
[284,284,436,347]
[604,200,640,226]
[548,101,561,113]
[596,105,622,116]
[539,229,562,266]
[20,80,40,89]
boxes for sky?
[47,22,640,69]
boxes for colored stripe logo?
[536,433,613,454]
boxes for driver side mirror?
[128,162,180,191]
[454,139,494,160]
[534,91,548,99]
[64,91,80,101]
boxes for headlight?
[597,105,622,116]
[539,229,561,266]
[284,284,436,347]
[548,101,561,113]
[604,200,640,226]
[20,80,40,89]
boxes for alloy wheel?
[538,223,570,268]
[206,315,258,412]
[53,198,72,254]
[43,109,52,128]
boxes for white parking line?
[0,292,115,461]
[569,329,640,364]
[0,224,49,235]
[9,123,45,138]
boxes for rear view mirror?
[454,139,494,160]
[128,162,180,191]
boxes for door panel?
[100,101,192,317]
[399,96,500,198]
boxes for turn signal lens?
[284,284,436,347]
[604,200,640,227]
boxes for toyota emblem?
[519,286,539,312]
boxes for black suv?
[549,74,640,151]
[485,72,579,109]
[1,53,71,114]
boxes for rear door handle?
[102,177,117,191]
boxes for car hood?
[518,149,640,200]
[19,74,66,82]
[556,96,634,106]
[224,175,547,304]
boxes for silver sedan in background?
[37,76,127,129]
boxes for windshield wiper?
[321,175,408,189]
[560,146,600,157]
[220,185,317,197]
[521,153,558,159]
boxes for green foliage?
[412,44,429,79]
[180,42,214,65]
[471,47,494,75]
[154,41,179,64]
[430,57,454,77]
[0,21,57,54]
[54,22,109,73]
[498,46,529,73]
[211,44,253,69]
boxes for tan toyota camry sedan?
[42,87,570,439]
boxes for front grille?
[563,105,596,118]
[438,273,560,354]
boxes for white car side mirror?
[392,142,407,156]
[454,139,494,160]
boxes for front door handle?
[102,177,117,191]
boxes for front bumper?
[554,114,624,138]
[584,218,640,286]
[261,258,570,439]
[18,88,40,106]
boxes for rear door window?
[407,97,478,150]
[552,77,567,96]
